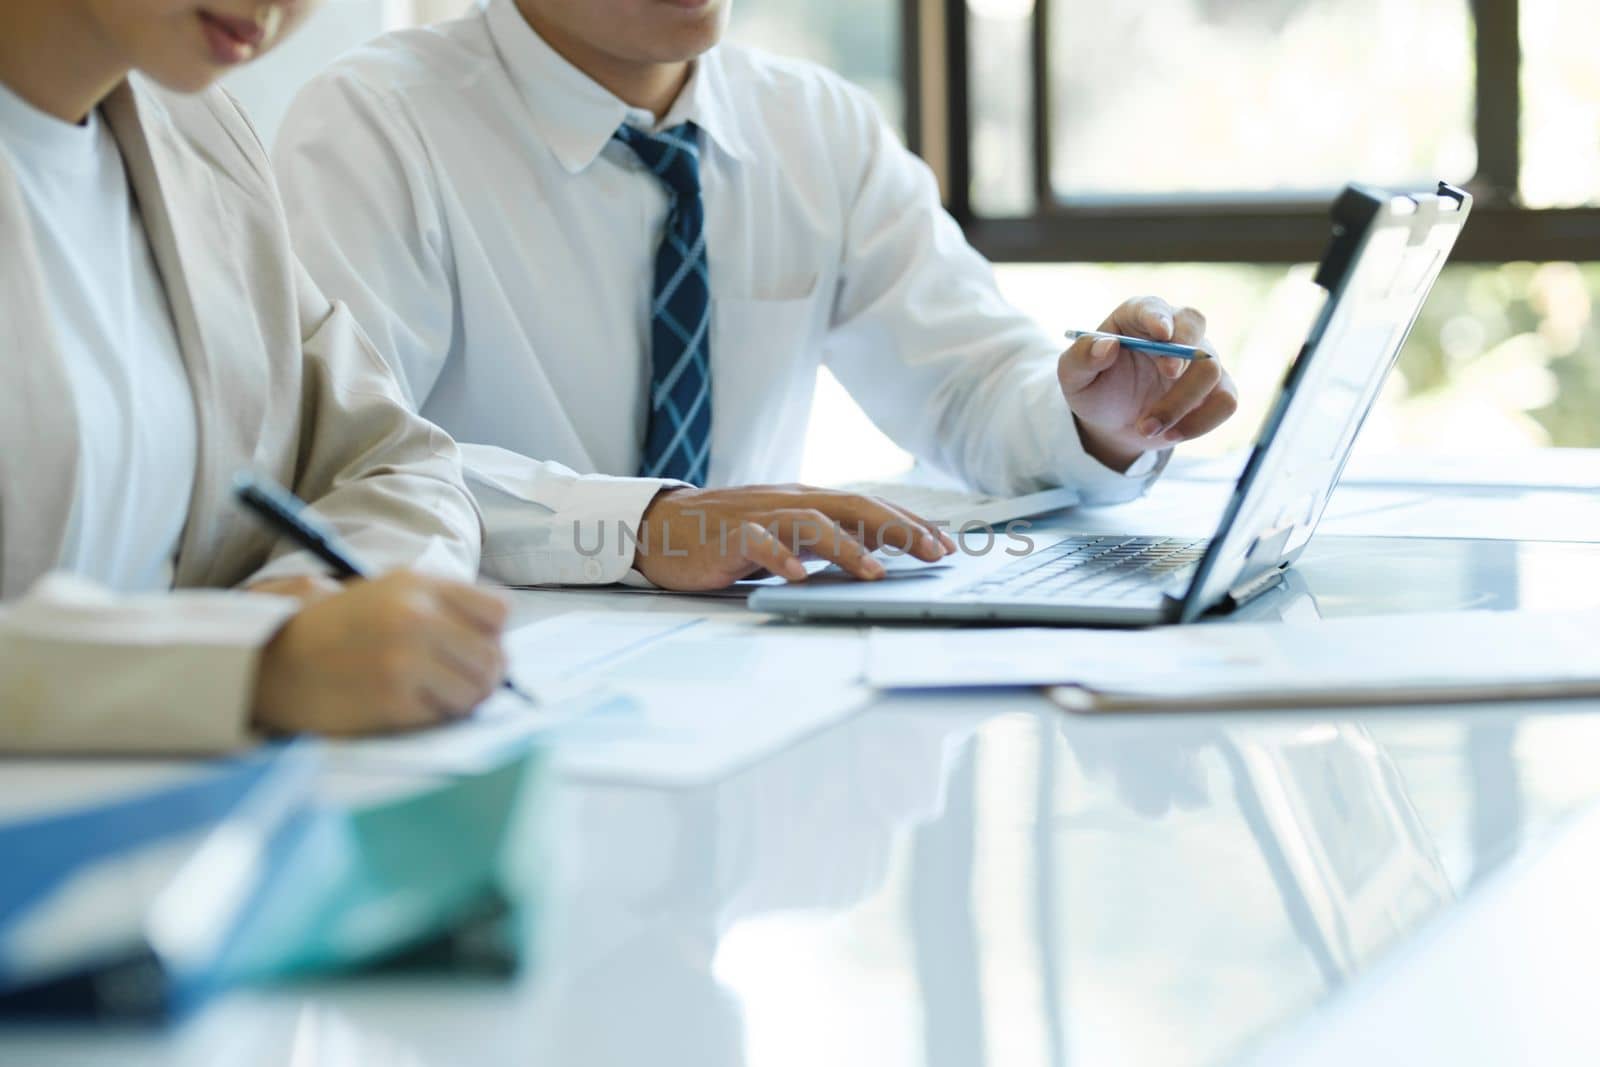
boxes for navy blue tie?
[613,121,712,486]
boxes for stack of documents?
[866,609,1600,711]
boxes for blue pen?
[1063,329,1211,361]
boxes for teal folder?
[209,745,549,986]
[1,742,547,1022]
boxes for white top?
[274,0,1159,586]
[0,83,197,593]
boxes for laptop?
[751,182,1472,626]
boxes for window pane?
[726,0,906,487]
[1047,0,1476,200]
[803,260,1600,483]
[969,0,1037,215]
[1520,0,1600,208]
[728,0,903,133]
[989,261,1600,457]
[990,263,1316,457]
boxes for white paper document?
[1110,452,1600,544]
[1336,448,1600,491]
[1318,485,1600,543]
[866,609,1600,711]
[1167,448,1600,492]
[325,681,871,786]
[546,680,873,786]
[502,610,709,692]
[326,611,872,783]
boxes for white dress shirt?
[274,0,1160,586]
[0,83,196,592]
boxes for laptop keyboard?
[956,535,1209,603]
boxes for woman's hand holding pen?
[251,570,511,736]
[1058,295,1239,472]
[244,575,342,604]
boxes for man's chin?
[637,36,721,64]
[648,6,729,59]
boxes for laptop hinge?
[1226,524,1294,605]
[1225,565,1288,609]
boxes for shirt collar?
[484,0,751,174]
[0,79,102,173]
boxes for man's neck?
[0,1,126,123]
[514,1,690,119]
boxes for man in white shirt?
[274,0,1238,591]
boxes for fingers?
[1153,355,1186,380]
[1170,306,1207,346]
[1165,371,1240,443]
[1159,306,1209,380]
[431,579,510,636]
[376,573,504,722]
[637,485,957,589]
[1087,297,1204,384]
[1059,335,1122,394]
[804,492,952,560]
[393,623,502,728]
[415,682,474,727]
[363,652,458,734]
[428,614,506,694]
[766,509,886,580]
[244,575,344,605]
[417,668,490,720]
[1135,357,1225,442]
[1105,295,1177,343]
[736,521,808,582]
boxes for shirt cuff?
[1124,450,1162,479]
[473,472,687,586]
[1059,433,1170,506]
[618,569,661,589]
[2,574,299,754]
[1039,388,1170,507]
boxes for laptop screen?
[1178,184,1472,622]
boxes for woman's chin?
[141,60,230,95]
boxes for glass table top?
[517,695,1600,1067]
[7,534,1600,1066]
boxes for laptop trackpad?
[805,555,956,584]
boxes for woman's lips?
[199,10,266,65]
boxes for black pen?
[233,471,539,707]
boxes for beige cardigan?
[0,78,483,754]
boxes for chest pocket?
[709,277,827,485]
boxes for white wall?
[222,0,473,147]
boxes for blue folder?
[1,739,547,1023]
[0,743,321,1020]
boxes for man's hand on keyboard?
[634,485,958,592]
[1058,295,1239,472]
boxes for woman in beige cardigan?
[0,0,512,752]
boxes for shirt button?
[584,559,604,581]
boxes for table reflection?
[525,704,986,1066]
[16,698,1600,1067]
[520,697,1537,1067]
[909,713,1459,1067]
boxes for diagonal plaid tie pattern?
[613,121,712,486]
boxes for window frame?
[905,0,1600,263]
